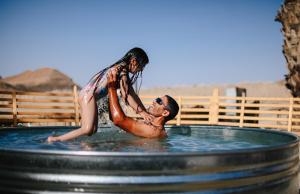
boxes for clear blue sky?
[0,0,286,88]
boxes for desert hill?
[1,68,80,92]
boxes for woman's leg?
[47,93,98,142]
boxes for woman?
[47,47,153,142]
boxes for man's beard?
[147,105,160,117]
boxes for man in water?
[107,68,179,138]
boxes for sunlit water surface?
[0,126,294,152]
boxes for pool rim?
[0,125,298,156]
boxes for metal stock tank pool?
[0,125,298,194]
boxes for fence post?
[176,96,182,126]
[209,88,219,125]
[288,97,293,132]
[12,91,17,126]
[239,96,245,127]
[73,85,80,126]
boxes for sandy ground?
[139,81,291,98]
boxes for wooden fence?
[0,86,80,127]
[1,86,300,132]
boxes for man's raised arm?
[107,69,161,138]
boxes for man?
[108,68,179,138]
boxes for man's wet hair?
[165,95,179,121]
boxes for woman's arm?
[119,73,153,121]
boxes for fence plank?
[17,118,75,123]
[73,85,80,125]
[181,108,210,112]
[182,102,210,106]
[238,109,288,115]
[0,98,12,101]
[0,111,13,115]
[0,118,14,124]
[0,91,13,95]
[219,109,288,115]
[242,123,288,130]
[220,96,294,102]
[17,112,75,116]
[16,98,74,103]
[209,89,219,125]
[0,104,12,108]
[239,96,245,127]
[292,126,300,130]
[181,115,209,119]
[176,96,182,126]
[217,122,240,127]
[178,120,210,125]
[16,91,72,96]
[182,96,211,100]
[219,115,287,122]
[17,105,75,109]
[219,103,289,108]
[288,98,293,132]
[12,91,17,126]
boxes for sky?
[0,0,286,88]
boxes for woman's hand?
[140,111,155,123]
[107,66,119,88]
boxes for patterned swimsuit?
[80,69,109,100]
[80,68,127,127]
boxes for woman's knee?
[81,126,95,136]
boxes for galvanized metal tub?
[0,126,298,194]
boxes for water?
[0,126,295,152]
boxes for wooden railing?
[0,86,80,126]
[1,87,300,132]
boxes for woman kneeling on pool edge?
[48,47,153,142]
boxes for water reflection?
[80,138,166,152]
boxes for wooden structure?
[0,88,80,126]
[1,87,300,132]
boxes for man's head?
[147,95,179,122]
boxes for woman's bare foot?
[47,136,60,143]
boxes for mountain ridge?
[1,67,80,92]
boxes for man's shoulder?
[129,119,166,138]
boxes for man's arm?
[108,70,161,138]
